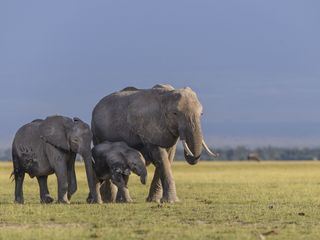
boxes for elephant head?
[39,115,97,202]
[163,87,218,164]
[109,162,128,188]
[93,141,147,187]
[121,146,147,184]
[127,86,217,165]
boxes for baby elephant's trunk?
[140,169,147,185]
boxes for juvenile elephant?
[92,141,147,203]
[12,116,98,204]
[91,84,218,203]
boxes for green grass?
[1,161,320,240]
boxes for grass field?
[1,161,320,240]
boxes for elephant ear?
[126,92,172,145]
[39,116,74,151]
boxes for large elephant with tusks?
[91,84,217,203]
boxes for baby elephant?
[92,141,147,203]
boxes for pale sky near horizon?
[0,1,319,148]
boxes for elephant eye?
[172,112,178,116]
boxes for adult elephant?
[12,116,99,204]
[91,84,217,203]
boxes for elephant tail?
[11,146,25,181]
[9,171,14,182]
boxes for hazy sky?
[1,1,319,148]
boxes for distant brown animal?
[247,153,260,161]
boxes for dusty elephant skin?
[91,84,217,203]
[90,141,147,203]
[12,116,99,204]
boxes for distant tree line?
[1,146,320,161]
[0,148,11,161]
[176,146,320,161]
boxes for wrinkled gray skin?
[91,141,147,203]
[12,116,98,204]
[91,84,211,203]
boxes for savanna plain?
[1,161,320,240]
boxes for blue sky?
[0,1,319,148]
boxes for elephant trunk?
[180,118,203,165]
[139,169,148,185]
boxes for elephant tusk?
[181,140,194,157]
[202,140,219,158]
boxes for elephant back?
[91,87,178,148]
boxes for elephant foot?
[57,198,70,204]
[146,195,161,203]
[90,199,103,204]
[86,193,93,203]
[14,197,24,204]
[67,193,74,201]
[118,197,133,203]
[116,193,133,203]
[87,196,103,204]
[146,191,163,203]
[41,194,54,204]
[126,197,134,203]
[160,195,180,204]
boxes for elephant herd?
[11,84,218,204]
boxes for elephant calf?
[12,116,98,204]
[91,141,147,203]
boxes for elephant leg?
[14,172,25,204]
[67,154,77,200]
[86,173,103,204]
[101,179,118,203]
[37,176,54,204]
[95,181,103,204]
[151,147,178,203]
[116,175,133,203]
[146,167,162,202]
[146,146,176,202]
[54,161,69,204]
[167,145,177,163]
[167,145,178,201]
